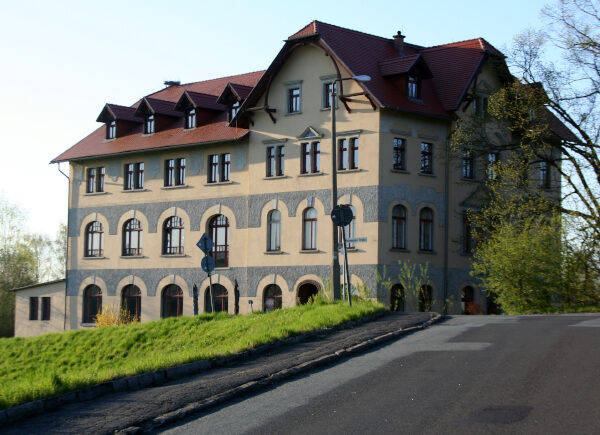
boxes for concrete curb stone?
[1,309,388,425]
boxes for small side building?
[12,280,66,337]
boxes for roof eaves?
[453,53,487,111]
[318,38,385,109]
[229,40,299,125]
[9,279,66,292]
[51,132,250,164]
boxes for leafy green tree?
[472,216,561,313]
[472,213,600,314]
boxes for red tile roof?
[378,54,422,77]
[52,71,264,162]
[53,23,516,163]
[290,21,504,116]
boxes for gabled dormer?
[174,91,227,130]
[134,97,182,135]
[378,54,433,101]
[96,104,144,140]
[217,82,254,123]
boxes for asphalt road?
[160,314,600,435]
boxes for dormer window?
[407,75,420,99]
[231,101,240,120]
[144,115,155,134]
[185,109,196,129]
[106,121,116,140]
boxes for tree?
[454,0,600,240]
[473,214,600,313]
[449,1,600,313]
[0,196,66,336]
[0,196,36,336]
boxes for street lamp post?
[330,75,371,300]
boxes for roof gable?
[135,97,182,118]
[96,104,143,124]
[174,91,227,112]
[378,54,432,78]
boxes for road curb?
[120,313,443,434]
[0,309,388,426]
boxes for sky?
[0,0,553,237]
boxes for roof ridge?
[144,70,266,99]
[421,37,489,52]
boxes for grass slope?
[0,301,384,410]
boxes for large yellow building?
[18,21,564,336]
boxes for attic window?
[145,115,155,134]
[407,76,420,100]
[231,101,240,120]
[107,121,116,140]
[185,109,196,129]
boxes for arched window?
[83,285,102,323]
[390,284,405,312]
[267,210,281,252]
[205,284,228,313]
[163,216,184,255]
[123,218,143,256]
[342,205,356,249]
[302,207,318,250]
[161,284,183,318]
[263,284,282,312]
[209,215,229,267]
[392,205,406,249]
[419,208,433,251]
[419,285,433,312]
[85,221,104,257]
[122,284,141,321]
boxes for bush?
[95,306,139,327]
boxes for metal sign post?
[197,234,215,313]
[193,284,199,315]
[332,205,354,307]
[341,229,351,307]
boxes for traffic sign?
[346,237,367,243]
[331,204,353,227]
[201,255,216,273]
[197,233,214,254]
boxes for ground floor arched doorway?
[390,284,405,312]
[297,282,319,305]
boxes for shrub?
[95,306,139,327]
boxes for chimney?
[393,31,405,53]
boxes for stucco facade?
[13,280,66,337]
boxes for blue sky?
[0,0,551,236]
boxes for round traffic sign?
[331,204,354,227]
[201,255,216,273]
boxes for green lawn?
[0,300,384,410]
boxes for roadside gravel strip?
[2,311,440,435]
